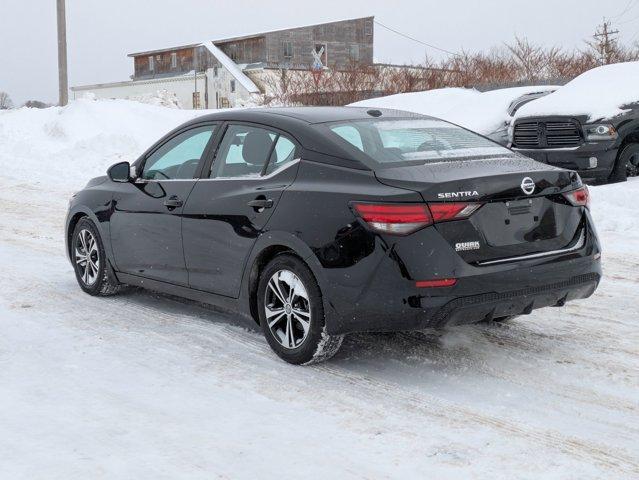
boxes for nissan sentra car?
[66,107,601,364]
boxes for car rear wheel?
[609,143,639,183]
[72,218,121,296]
[257,254,343,365]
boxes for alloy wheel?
[264,269,312,349]
[75,229,100,286]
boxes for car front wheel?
[71,217,121,296]
[257,254,343,365]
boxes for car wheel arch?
[243,233,332,326]
[66,207,105,261]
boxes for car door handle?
[164,195,184,209]
[247,198,274,210]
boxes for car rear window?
[326,118,511,167]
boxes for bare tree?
[258,32,639,107]
[0,91,13,110]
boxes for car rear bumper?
[429,272,599,327]
[513,143,618,182]
[323,217,602,335]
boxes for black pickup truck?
[509,63,639,184]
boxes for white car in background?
[350,85,558,145]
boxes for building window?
[230,80,236,93]
[213,66,219,77]
[282,41,293,59]
[170,52,177,68]
[349,44,360,62]
[148,56,155,71]
[365,20,373,36]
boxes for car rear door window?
[142,125,216,180]
[264,135,297,175]
[211,125,297,178]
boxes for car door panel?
[110,180,196,285]
[182,123,300,297]
[109,123,218,285]
[182,163,299,297]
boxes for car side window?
[264,135,297,175]
[142,125,216,180]
[210,125,297,178]
[331,125,364,151]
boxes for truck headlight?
[585,124,618,141]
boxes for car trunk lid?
[374,156,585,264]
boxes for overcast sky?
[2,0,638,106]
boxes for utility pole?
[56,0,69,106]
[593,18,620,65]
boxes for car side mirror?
[107,161,132,183]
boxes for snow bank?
[516,61,639,121]
[350,86,557,135]
[0,99,206,191]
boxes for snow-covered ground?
[1,100,638,479]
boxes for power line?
[374,20,460,57]
[618,9,639,25]
[612,0,638,19]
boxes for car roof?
[187,106,429,125]
[154,107,434,173]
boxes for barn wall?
[264,17,374,69]
[134,47,196,78]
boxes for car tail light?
[416,278,457,288]
[352,202,482,235]
[352,203,433,235]
[563,186,590,209]
[429,202,482,223]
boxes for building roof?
[127,16,374,57]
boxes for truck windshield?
[327,118,511,167]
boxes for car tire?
[71,217,121,296]
[609,143,639,183]
[257,254,344,365]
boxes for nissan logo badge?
[521,177,535,195]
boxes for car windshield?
[327,118,511,167]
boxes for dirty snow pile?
[0,99,638,479]
[515,61,639,121]
[351,85,557,136]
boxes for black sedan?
[66,107,601,364]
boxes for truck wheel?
[609,144,639,183]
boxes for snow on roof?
[515,61,639,121]
[350,88,481,120]
[351,86,559,135]
[444,85,559,134]
[201,42,261,94]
